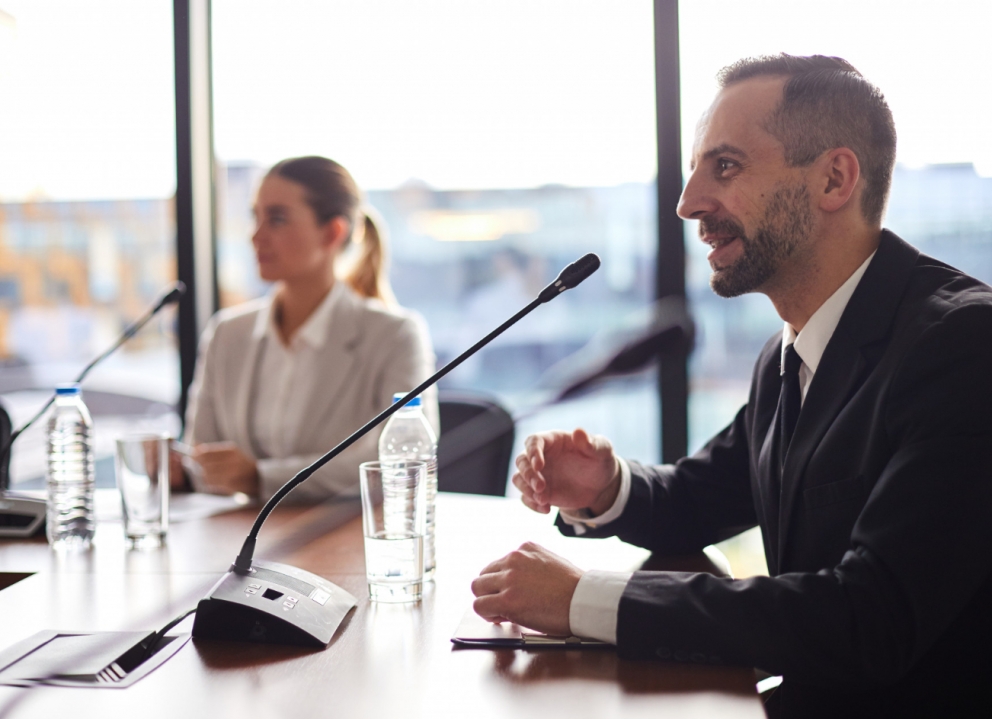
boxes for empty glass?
[115,433,170,548]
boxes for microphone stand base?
[0,492,46,539]
[192,560,356,648]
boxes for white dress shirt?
[251,286,340,466]
[565,251,876,643]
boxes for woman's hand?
[192,441,259,496]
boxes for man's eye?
[717,158,736,174]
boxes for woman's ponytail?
[342,208,397,306]
[269,156,397,306]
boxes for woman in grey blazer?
[183,156,438,502]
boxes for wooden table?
[0,492,763,718]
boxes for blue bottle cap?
[392,392,421,408]
[55,383,81,396]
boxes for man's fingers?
[473,594,509,622]
[470,571,504,598]
[520,494,550,514]
[514,455,546,496]
[575,427,614,460]
[525,434,547,472]
[478,555,509,576]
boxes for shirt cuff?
[569,570,632,643]
[559,458,631,536]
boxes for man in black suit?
[470,54,992,716]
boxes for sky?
[0,0,989,201]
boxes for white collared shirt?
[782,251,876,405]
[565,251,877,644]
[251,283,342,461]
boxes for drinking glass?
[359,460,426,602]
[115,433,170,548]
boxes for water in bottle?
[46,383,95,549]
[379,393,437,579]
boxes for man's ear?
[817,147,861,214]
[322,216,351,251]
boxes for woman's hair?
[267,156,396,304]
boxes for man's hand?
[471,542,583,636]
[192,441,259,496]
[512,429,620,515]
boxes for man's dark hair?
[718,54,896,226]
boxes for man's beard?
[704,183,814,298]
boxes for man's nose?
[676,171,719,220]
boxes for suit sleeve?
[614,303,992,686]
[377,311,439,435]
[256,443,372,502]
[184,314,223,445]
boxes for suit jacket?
[561,230,992,716]
[185,283,438,502]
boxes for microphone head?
[538,253,601,302]
[156,281,187,309]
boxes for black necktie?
[778,343,803,468]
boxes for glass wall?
[0,1,178,487]
[212,0,660,474]
[679,0,992,575]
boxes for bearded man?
[471,54,992,717]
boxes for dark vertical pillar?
[174,0,217,421]
[653,0,688,463]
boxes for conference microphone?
[0,281,186,539]
[191,254,601,648]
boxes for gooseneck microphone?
[232,254,600,573]
[191,254,600,647]
[0,281,186,535]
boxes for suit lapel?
[775,230,920,565]
[750,336,786,575]
[293,286,362,447]
[777,332,865,563]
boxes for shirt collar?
[781,250,876,374]
[251,282,342,349]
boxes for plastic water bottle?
[379,393,437,579]
[46,383,95,549]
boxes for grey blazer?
[185,284,438,502]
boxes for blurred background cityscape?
[3,161,990,455]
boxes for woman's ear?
[322,216,351,251]
[817,147,861,214]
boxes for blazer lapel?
[776,230,920,564]
[294,286,362,447]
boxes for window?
[212,0,660,466]
[0,1,178,487]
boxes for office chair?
[437,390,514,497]
[0,402,11,491]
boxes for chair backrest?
[0,403,11,491]
[437,391,514,497]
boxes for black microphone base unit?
[0,492,46,539]
[191,560,357,648]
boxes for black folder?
[450,609,608,648]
